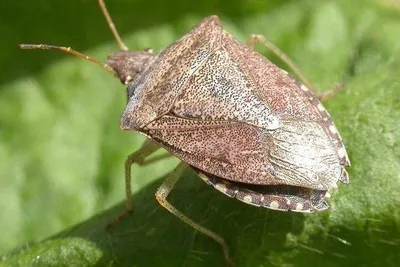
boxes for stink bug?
[19,0,350,266]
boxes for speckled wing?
[143,19,349,190]
[127,16,350,190]
[145,114,345,190]
[121,16,224,130]
[222,31,350,168]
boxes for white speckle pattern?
[243,195,252,203]
[317,103,325,111]
[337,147,347,158]
[296,203,304,211]
[270,201,279,209]
[329,124,338,134]
[215,183,227,193]
[301,84,309,91]
[124,75,133,85]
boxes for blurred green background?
[1,0,399,266]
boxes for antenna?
[18,0,129,75]
[98,0,129,51]
[18,44,116,75]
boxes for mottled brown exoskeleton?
[20,0,350,265]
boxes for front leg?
[107,139,165,228]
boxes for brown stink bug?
[19,0,350,265]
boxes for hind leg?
[155,162,234,267]
[247,34,344,100]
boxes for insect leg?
[315,83,345,100]
[107,139,161,228]
[246,34,316,94]
[140,152,172,165]
[247,34,346,100]
[155,162,234,267]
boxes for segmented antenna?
[98,0,129,51]
[19,0,128,74]
[18,44,116,74]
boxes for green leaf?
[1,0,399,266]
